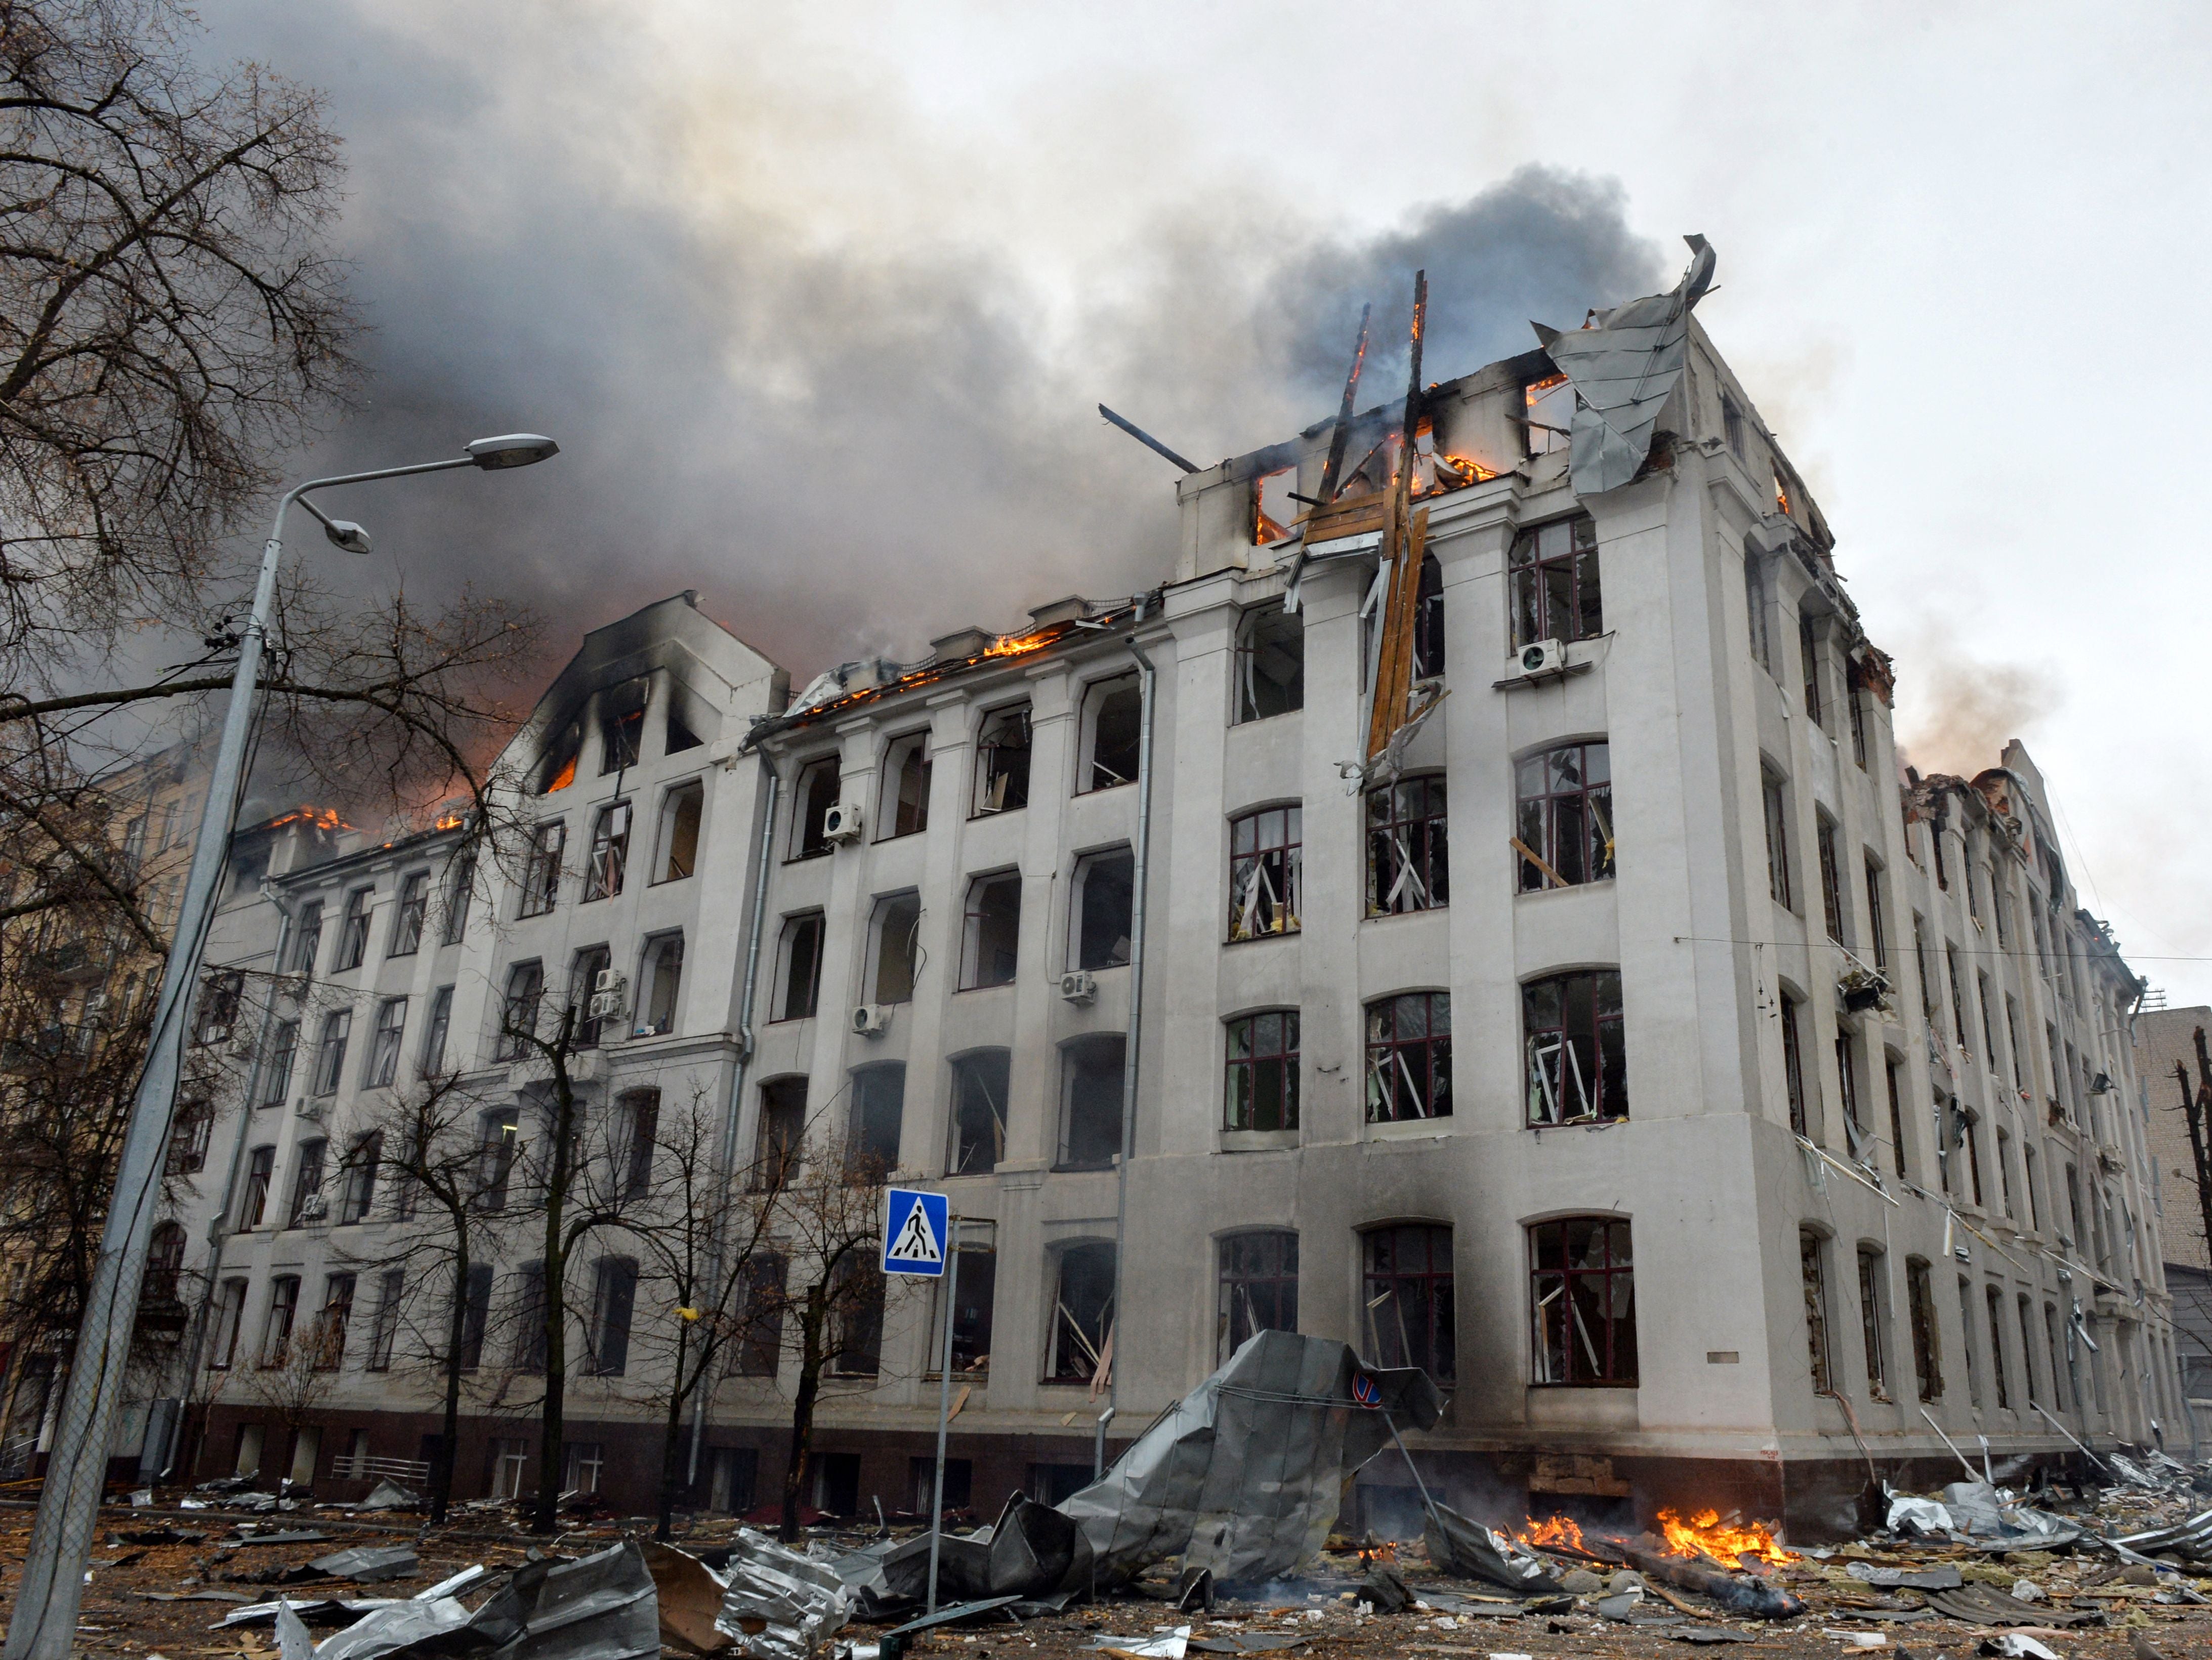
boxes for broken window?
[881,732,932,838]
[1906,1257,1942,1400]
[1773,464,1792,517]
[2018,1294,2038,1408]
[1227,805,1301,941]
[1071,847,1134,970]
[441,857,474,945]
[1364,1224,1454,1382]
[959,873,1021,989]
[1817,815,1845,943]
[1848,665,1869,767]
[776,912,824,1021]
[1858,1248,1889,1401]
[569,944,610,1048]
[261,1275,300,1368]
[1048,1241,1116,1383]
[1762,768,1791,908]
[871,892,921,1005]
[735,1253,785,1375]
[665,692,703,755]
[1218,1231,1298,1362]
[1058,1034,1125,1170]
[1224,1010,1299,1133]
[1250,466,1297,545]
[474,1108,520,1212]
[1945,944,1967,1046]
[390,872,429,956]
[937,1250,995,1376]
[239,1146,274,1229]
[1863,856,1888,968]
[1523,971,1624,1126]
[520,820,563,917]
[1961,1109,1985,1208]
[757,1077,806,1188]
[420,987,451,1080]
[194,968,244,1044]
[338,1132,381,1224]
[1957,1276,1980,1406]
[655,781,702,881]
[312,1009,351,1095]
[973,705,1031,815]
[583,801,631,901]
[1084,675,1142,792]
[2042,1303,2065,1410]
[336,886,373,970]
[1913,916,1934,1017]
[365,996,406,1088]
[1521,371,1575,456]
[2023,1143,2041,1230]
[948,1049,1010,1176]
[1801,1230,1832,1394]
[292,901,323,974]
[1780,990,1810,1137]
[849,1063,904,1177]
[1835,1030,1863,1158]
[497,961,543,1060]
[167,1096,213,1175]
[1721,393,1745,457]
[599,680,647,775]
[287,1137,327,1227]
[1744,544,1773,672]
[1369,774,1449,914]
[638,932,683,1035]
[1995,1126,2015,1219]
[792,758,840,858]
[617,1088,659,1199]
[1233,607,1304,723]
[143,1222,185,1304]
[1978,973,2000,1074]
[537,719,580,795]
[1366,990,1451,1123]
[586,1256,638,1375]
[1508,514,1600,648]
[1799,615,1823,726]
[1984,1283,2010,1410]
[313,1274,354,1371]
[1530,1217,1636,1386]
[264,1021,297,1104]
[1514,743,1609,893]
[1412,552,1445,678]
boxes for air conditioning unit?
[295,1097,323,1122]
[1511,638,1567,679]
[589,969,629,1022]
[851,1003,893,1038]
[822,801,865,844]
[1058,970,1098,1005]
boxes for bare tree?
[236,1281,342,1481]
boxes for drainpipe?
[688,758,781,1484]
[1110,617,1159,1432]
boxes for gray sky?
[197,0,2212,1007]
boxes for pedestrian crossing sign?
[882,1187,949,1277]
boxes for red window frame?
[1530,1216,1637,1385]
[1365,991,1451,1123]
[1522,970,1626,1125]
[1224,1011,1299,1132]
[1514,742,1611,892]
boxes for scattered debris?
[307,1546,418,1584]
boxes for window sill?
[1221,1129,1299,1152]
[1365,903,1451,921]
[1514,878,1613,900]
[1528,1115,1629,1132]
[968,807,1028,822]
[1051,1161,1116,1175]
[1225,928,1301,947]
[872,829,926,845]
[1365,1114,1453,1137]
[1075,780,1134,797]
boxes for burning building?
[128,243,2178,1540]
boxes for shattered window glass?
[1530,1217,1635,1385]
[974,705,1032,815]
[1858,1248,1889,1401]
[1224,1010,1299,1133]
[1800,1232,1832,1393]
[1522,373,1575,456]
[1049,1241,1116,1383]
[1514,743,1609,893]
[1365,991,1451,1123]
[1363,1224,1454,1382]
[881,733,931,838]
[1227,806,1301,941]
[1906,1258,1942,1401]
[1218,1231,1298,1362]
[959,874,1021,988]
[1508,515,1601,648]
[582,800,630,902]
[1058,1034,1125,1170]
[1234,608,1304,723]
[949,1049,1010,1176]
[1085,676,1141,792]
[1780,991,1810,1137]
[1522,970,1624,1126]
[1369,773,1449,915]
[1412,553,1445,678]
[792,758,839,858]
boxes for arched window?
[1365,992,1450,1122]
[1514,742,1611,891]
[1363,1224,1453,1381]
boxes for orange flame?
[433,812,465,831]
[1516,1515,1585,1552]
[1656,1507,1792,1565]
[267,806,349,832]
[981,630,1054,660]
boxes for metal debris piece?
[1925,1584,2103,1628]
[1421,1502,1564,1598]
[1088,1627,1188,1659]
[305,1598,473,1660]
[1058,1330,1442,1587]
[1978,1636,2063,1660]
[275,1600,316,1660]
[1530,236,1715,496]
[414,1565,489,1601]
[357,1479,422,1512]
[309,1547,418,1583]
[1847,1560,1963,1590]
[232,1529,332,1547]
[717,1528,856,1660]
[1666,1630,1759,1644]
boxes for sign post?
[882,1188,951,1612]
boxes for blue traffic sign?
[882,1187,950,1277]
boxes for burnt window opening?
[1250,466,1297,545]
[655,781,703,882]
[1058,1034,1125,1171]
[586,1256,638,1375]
[792,758,840,859]
[1817,815,1846,943]
[1905,1257,1942,1400]
[1523,970,1625,1126]
[1369,773,1449,915]
[365,996,406,1088]
[520,821,564,918]
[959,874,1021,989]
[1218,1231,1298,1362]
[583,802,631,903]
[1072,848,1134,971]
[1411,551,1446,678]
[939,1250,995,1375]
[949,1049,1010,1176]
[1773,464,1792,517]
[1530,1217,1636,1386]
[1509,515,1601,648]
[1780,990,1810,1138]
[1515,743,1610,893]
[1234,607,1304,723]
[311,1010,351,1096]
[1364,1224,1454,1382]
[756,1077,806,1188]
[637,933,683,1036]
[665,696,704,755]
[1799,614,1823,726]
[390,872,429,956]
[1984,1283,2010,1411]
[1744,543,1773,672]
[1366,990,1451,1123]
[1084,676,1142,792]
[336,887,373,970]
[1225,1010,1299,1133]
[1228,805,1301,941]
[1762,769,1792,908]
[776,912,825,1021]
[1858,1247,1890,1401]
[1801,1231,1832,1394]
[882,732,932,838]
[1048,1241,1117,1383]
[974,706,1032,816]
[871,892,922,1005]
[599,680,648,775]
[849,1063,905,1177]
[1521,371,1575,456]
[569,944,611,1048]
[537,720,581,795]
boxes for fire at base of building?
[72,240,2176,1541]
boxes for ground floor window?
[1217,1231,1299,1361]
[1529,1216,1636,1384]
[1363,1224,1454,1382]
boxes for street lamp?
[3,436,560,1660]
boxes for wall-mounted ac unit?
[295,1097,323,1121]
[1510,638,1567,679]
[589,969,629,1022]
[822,801,865,844]
[851,1003,892,1038]
[1058,970,1098,1005]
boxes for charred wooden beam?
[1097,404,1198,474]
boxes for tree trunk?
[430,1233,469,1524]
[780,1290,827,1543]
[656,1320,690,1542]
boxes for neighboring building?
[133,267,2180,1537]
[2139,1007,2212,1437]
